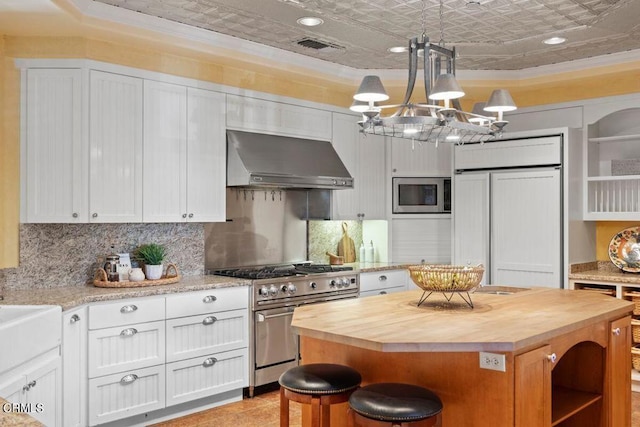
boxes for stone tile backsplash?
[1,223,204,289]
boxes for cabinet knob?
[182,213,187,218]
[378,275,387,281]
[547,353,557,364]
[202,295,217,303]
[120,328,138,337]
[72,212,78,218]
[120,304,138,313]
[70,314,80,324]
[612,327,621,336]
[188,213,194,218]
[380,291,387,295]
[202,316,217,325]
[120,374,139,385]
[202,357,218,368]
[28,380,36,389]
[92,213,98,218]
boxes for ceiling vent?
[296,38,344,52]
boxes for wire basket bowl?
[408,264,485,293]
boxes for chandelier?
[351,0,517,145]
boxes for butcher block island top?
[292,287,634,427]
[292,287,633,352]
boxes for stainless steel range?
[212,263,359,397]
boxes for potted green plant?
[133,243,166,280]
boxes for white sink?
[0,305,62,375]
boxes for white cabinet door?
[491,169,561,287]
[391,218,452,264]
[62,307,87,427]
[332,113,387,220]
[143,80,187,222]
[89,70,143,222]
[23,68,86,223]
[0,374,26,405]
[391,137,452,176]
[453,173,490,285]
[186,87,226,222]
[26,354,61,427]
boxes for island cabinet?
[292,288,633,427]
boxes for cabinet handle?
[202,295,217,303]
[120,328,138,337]
[120,374,139,385]
[378,275,387,281]
[188,213,194,218]
[120,304,138,313]
[612,327,621,336]
[547,353,557,364]
[202,357,217,368]
[202,316,217,325]
[22,384,30,393]
[70,314,80,324]
[92,213,98,218]
[28,380,36,389]
[72,212,78,218]
[182,213,187,218]
[380,291,387,295]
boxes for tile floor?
[153,390,640,427]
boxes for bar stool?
[348,383,443,427]
[279,363,362,427]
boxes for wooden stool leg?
[311,396,321,427]
[321,400,330,427]
[280,387,289,427]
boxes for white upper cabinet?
[143,82,226,222]
[331,113,386,220]
[22,68,87,223]
[226,94,332,140]
[583,105,640,220]
[89,70,143,223]
[391,138,452,177]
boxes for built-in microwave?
[392,177,451,214]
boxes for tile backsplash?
[0,223,204,289]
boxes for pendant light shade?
[469,102,489,124]
[484,89,517,112]
[349,100,371,113]
[428,74,465,101]
[353,75,389,102]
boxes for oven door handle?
[257,311,294,322]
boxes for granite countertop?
[569,261,640,285]
[0,398,43,426]
[349,262,414,273]
[0,275,250,311]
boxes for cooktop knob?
[287,284,297,294]
[341,278,350,287]
[329,280,337,288]
[258,286,269,297]
[268,285,278,296]
[310,282,317,289]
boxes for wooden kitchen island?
[291,287,634,427]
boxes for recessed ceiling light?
[388,46,408,53]
[543,36,567,45]
[297,17,323,27]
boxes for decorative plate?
[609,227,640,272]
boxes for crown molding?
[65,0,640,84]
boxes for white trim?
[62,0,640,84]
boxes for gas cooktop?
[210,264,353,280]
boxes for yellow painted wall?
[1,28,640,266]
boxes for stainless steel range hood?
[227,130,354,189]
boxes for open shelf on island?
[552,386,602,426]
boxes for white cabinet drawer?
[88,320,165,378]
[359,286,406,298]
[166,309,248,363]
[166,348,248,407]
[359,270,408,292]
[165,287,248,319]
[88,297,165,330]
[88,364,165,426]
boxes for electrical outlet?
[479,352,506,372]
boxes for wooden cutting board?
[337,222,356,263]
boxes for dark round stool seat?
[279,363,362,395]
[349,383,443,423]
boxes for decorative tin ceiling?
[92,0,640,70]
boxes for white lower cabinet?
[82,287,249,426]
[359,270,408,297]
[88,365,166,426]
[62,306,88,427]
[166,348,247,406]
